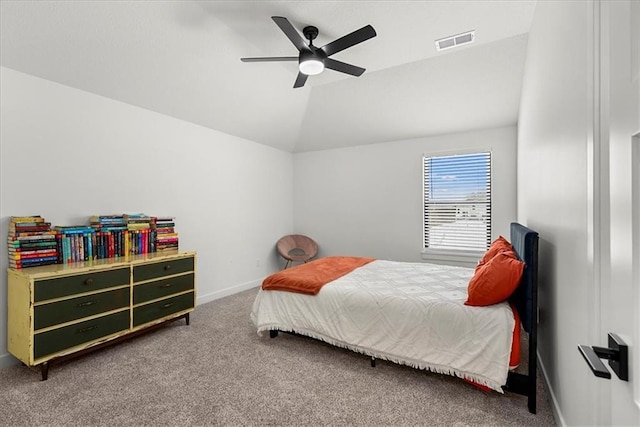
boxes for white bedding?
[250,259,516,392]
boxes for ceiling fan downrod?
[302,26,319,46]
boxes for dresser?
[7,251,196,380]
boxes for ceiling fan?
[241,16,377,88]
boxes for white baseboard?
[196,279,260,306]
[0,352,19,368]
[538,349,566,426]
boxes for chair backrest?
[276,234,318,263]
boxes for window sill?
[421,249,483,268]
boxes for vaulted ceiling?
[0,1,536,152]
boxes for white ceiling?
[0,1,537,153]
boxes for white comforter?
[250,260,516,392]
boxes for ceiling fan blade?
[272,16,308,51]
[324,58,365,77]
[293,72,308,88]
[241,56,298,62]
[321,25,376,57]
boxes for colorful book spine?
[11,236,56,242]
[8,249,57,257]
[10,216,44,223]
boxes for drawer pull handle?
[77,300,98,307]
[164,265,172,271]
[161,303,174,309]
[77,325,97,334]
[159,283,172,288]
[84,278,94,286]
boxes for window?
[423,152,491,253]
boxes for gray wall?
[292,126,517,264]
[0,67,294,367]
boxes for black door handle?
[578,333,628,381]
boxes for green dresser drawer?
[34,310,130,359]
[133,257,194,283]
[35,268,130,302]
[133,273,194,305]
[34,288,131,330]
[133,292,194,327]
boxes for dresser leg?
[40,362,49,381]
[185,313,190,326]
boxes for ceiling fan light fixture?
[299,58,324,75]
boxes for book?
[54,226,95,234]
[8,230,58,237]
[92,225,127,232]
[8,224,52,232]
[9,241,57,249]
[10,216,44,223]
[127,223,150,230]
[89,214,125,223]
[9,258,58,269]
[9,255,58,264]
[155,226,175,233]
[8,234,58,241]
[9,250,57,260]
[156,235,179,241]
[8,246,57,255]
[9,222,52,228]
[124,213,152,222]
[126,218,151,224]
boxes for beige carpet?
[0,287,556,426]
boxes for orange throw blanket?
[262,256,376,295]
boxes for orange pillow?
[465,252,524,306]
[480,236,514,264]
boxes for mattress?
[251,259,517,392]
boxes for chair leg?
[284,260,292,269]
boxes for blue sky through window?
[426,153,490,202]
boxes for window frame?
[421,150,492,266]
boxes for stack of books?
[8,215,59,269]
[124,213,154,255]
[90,215,128,259]
[54,225,96,264]
[90,214,126,229]
[153,217,179,252]
[151,216,178,252]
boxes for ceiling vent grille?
[435,30,475,51]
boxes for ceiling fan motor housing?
[302,26,319,43]
[299,47,326,62]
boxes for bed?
[251,222,539,414]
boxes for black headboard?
[506,222,539,413]
[509,222,539,334]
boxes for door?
[600,0,640,425]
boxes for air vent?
[435,30,475,51]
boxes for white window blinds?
[423,152,492,251]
